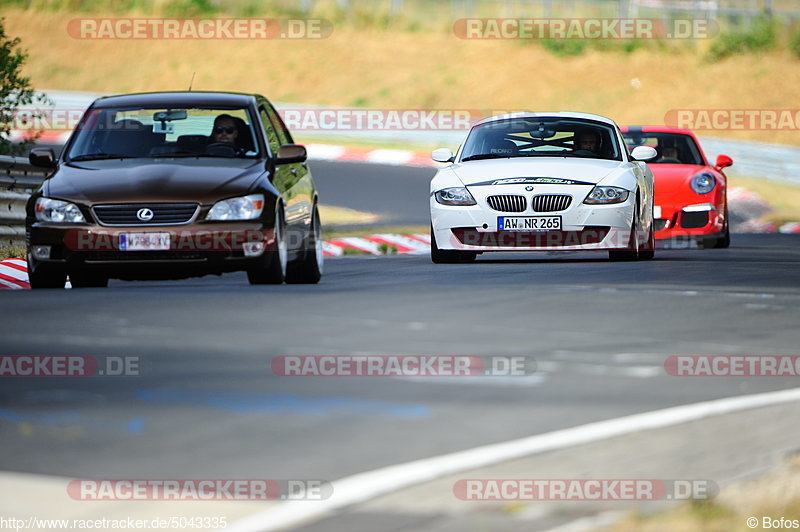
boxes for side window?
[258,106,281,156]
[266,103,293,145]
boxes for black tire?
[702,208,731,249]
[609,195,644,262]
[247,208,287,285]
[69,271,109,288]
[638,211,656,261]
[286,204,323,284]
[430,225,477,264]
[27,255,67,289]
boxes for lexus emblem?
[525,185,534,191]
[136,208,154,221]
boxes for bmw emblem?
[136,208,154,221]
[525,185,534,192]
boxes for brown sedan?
[26,91,323,288]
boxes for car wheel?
[247,208,287,285]
[430,225,477,264]
[69,271,109,288]
[27,255,67,289]
[609,202,641,262]
[638,214,656,261]
[286,204,323,284]
[703,208,731,249]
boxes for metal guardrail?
[0,155,50,190]
[0,155,49,247]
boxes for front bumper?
[27,222,277,280]
[653,196,725,241]
[431,184,637,251]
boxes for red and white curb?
[0,258,30,290]
[0,234,431,289]
[323,233,430,257]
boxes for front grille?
[93,203,198,226]
[487,195,526,212]
[531,194,572,212]
[681,211,709,229]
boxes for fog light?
[243,241,265,257]
[32,245,51,260]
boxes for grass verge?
[319,204,380,225]
[730,176,800,225]
[608,454,800,532]
[0,244,25,260]
[4,8,800,146]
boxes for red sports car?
[621,126,732,248]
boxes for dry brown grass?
[608,455,800,532]
[731,175,800,224]
[2,8,800,145]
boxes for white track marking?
[222,387,800,532]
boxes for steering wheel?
[572,149,597,157]
[205,142,238,157]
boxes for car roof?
[90,91,260,108]
[621,125,697,137]
[475,111,619,127]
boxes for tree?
[0,18,50,156]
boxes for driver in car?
[574,130,600,156]
[211,114,239,146]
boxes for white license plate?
[654,205,662,218]
[498,216,562,232]
[119,232,171,251]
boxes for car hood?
[649,164,708,194]
[45,158,266,204]
[449,157,625,186]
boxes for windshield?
[65,106,261,161]
[622,132,705,165]
[460,118,622,162]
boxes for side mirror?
[715,154,733,169]
[29,148,56,168]
[431,148,454,163]
[275,144,307,164]
[631,146,657,162]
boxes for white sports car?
[429,112,657,263]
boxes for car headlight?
[690,172,716,194]
[35,198,86,223]
[206,194,265,221]
[434,187,477,206]
[583,186,630,205]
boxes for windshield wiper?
[69,153,134,161]
[461,153,515,162]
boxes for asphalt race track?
[2,161,800,529]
